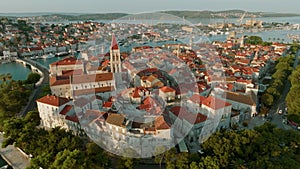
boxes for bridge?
[15,58,49,85]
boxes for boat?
[42,53,55,59]
[55,52,69,57]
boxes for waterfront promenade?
[0,133,30,169]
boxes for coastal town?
[0,9,300,169]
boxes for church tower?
[110,34,121,73]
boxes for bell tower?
[110,34,121,73]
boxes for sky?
[0,0,300,14]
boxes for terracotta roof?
[61,69,83,76]
[153,81,164,88]
[73,86,114,96]
[71,73,113,84]
[103,101,113,108]
[81,110,107,125]
[106,113,125,127]
[223,92,256,106]
[155,116,170,130]
[202,96,231,110]
[159,86,175,93]
[146,75,157,83]
[50,57,83,66]
[189,94,206,105]
[170,106,207,124]
[132,88,141,98]
[111,34,119,50]
[66,115,79,123]
[59,105,73,115]
[37,95,70,107]
[50,76,70,86]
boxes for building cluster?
[0,19,109,59]
[36,24,288,154]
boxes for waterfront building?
[49,57,84,76]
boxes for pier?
[0,133,30,169]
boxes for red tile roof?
[223,92,256,106]
[50,76,70,86]
[132,88,141,98]
[111,34,119,50]
[66,115,79,123]
[159,86,175,93]
[59,105,73,115]
[71,73,113,84]
[106,113,125,127]
[61,69,83,76]
[37,95,70,107]
[170,106,207,124]
[73,86,114,96]
[189,94,206,105]
[155,116,170,130]
[103,101,113,108]
[50,57,83,66]
[202,96,231,110]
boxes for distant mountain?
[162,10,300,19]
[0,10,299,21]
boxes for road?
[18,59,50,117]
[268,49,300,129]
[244,49,300,130]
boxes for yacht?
[42,53,55,59]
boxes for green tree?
[50,149,85,169]
[286,85,300,115]
[117,148,138,169]
[261,93,274,107]
[164,148,176,169]
[288,66,300,86]
[197,123,300,168]
[190,161,200,169]
[85,142,111,168]
[25,72,41,84]
[266,86,281,98]
[199,156,220,169]
[245,36,263,45]
[286,66,300,115]
[24,111,41,126]
[176,152,189,169]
